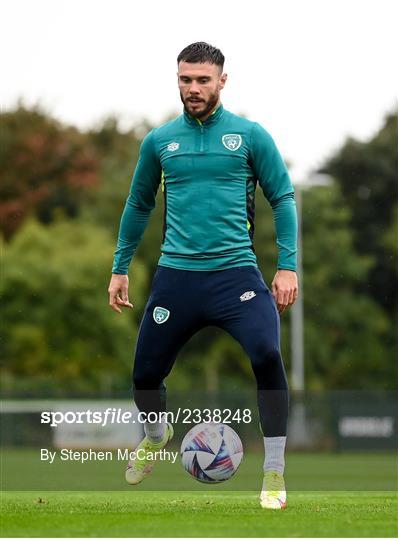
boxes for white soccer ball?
[180,423,243,483]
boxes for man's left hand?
[271,270,298,314]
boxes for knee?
[250,343,287,389]
[251,343,281,370]
[133,362,161,390]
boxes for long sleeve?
[270,193,298,270]
[112,130,162,274]
[250,122,298,271]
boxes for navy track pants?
[132,265,288,436]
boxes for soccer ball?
[180,423,243,483]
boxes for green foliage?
[1,219,148,394]
[0,104,100,240]
[322,111,398,314]
[383,204,398,258]
[83,116,145,236]
[320,110,398,388]
[301,184,393,389]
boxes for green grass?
[1,490,397,537]
[1,451,397,536]
[1,449,397,491]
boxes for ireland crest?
[222,134,242,151]
[153,306,170,324]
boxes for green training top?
[112,104,297,274]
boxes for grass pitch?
[1,490,397,537]
[2,449,397,491]
[1,451,397,536]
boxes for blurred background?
[1,0,397,484]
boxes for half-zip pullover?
[112,105,297,273]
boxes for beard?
[180,90,219,120]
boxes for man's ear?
[219,72,228,89]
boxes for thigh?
[213,266,280,354]
[134,267,204,376]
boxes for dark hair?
[177,42,224,69]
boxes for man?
[108,42,298,509]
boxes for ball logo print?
[167,141,179,151]
[222,134,242,151]
[153,306,170,324]
[240,290,256,302]
[180,423,243,483]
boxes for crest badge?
[222,134,242,151]
[153,306,170,324]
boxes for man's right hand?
[108,274,134,314]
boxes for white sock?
[144,417,166,443]
[263,436,286,474]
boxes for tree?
[321,111,398,314]
[301,184,394,388]
[1,219,149,394]
[0,104,99,240]
[83,116,145,235]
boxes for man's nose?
[189,81,200,94]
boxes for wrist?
[277,268,296,273]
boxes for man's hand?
[271,269,298,314]
[108,274,134,314]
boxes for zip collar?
[183,104,224,127]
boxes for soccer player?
[108,42,298,509]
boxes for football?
[180,423,243,483]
